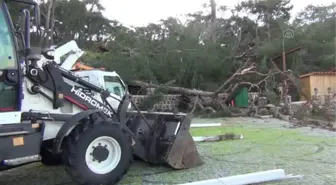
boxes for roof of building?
[300,71,336,78]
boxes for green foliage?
[8,0,335,91]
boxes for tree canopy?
[9,0,336,92]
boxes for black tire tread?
[62,116,133,185]
[40,147,62,166]
[40,140,63,166]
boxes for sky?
[100,0,335,27]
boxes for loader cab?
[74,70,127,97]
[74,69,127,110]
[104,75,126,97]
[0,1,20,112]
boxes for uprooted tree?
[129,48,300,114]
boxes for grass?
[186,124,336,185]
[1,121,335,185]
[190,125,335,144]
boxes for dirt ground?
[0,117,335,185]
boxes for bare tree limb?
[190,96,199,113]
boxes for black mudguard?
[52,109,103,154]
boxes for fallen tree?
[129,56,298,114]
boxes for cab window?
[0,7,17,70]
[104,76,125,97]
[0,5,18,111]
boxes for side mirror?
[42,48,55,60]
[26,47,42,62]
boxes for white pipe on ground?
[177,169,303,185]
[190,123,221,128]
[193,134,243,142]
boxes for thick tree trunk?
[40,0,56,47]
[48,0,56,46]
[210,0,217,41]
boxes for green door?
[234,87,249,108]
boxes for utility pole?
[282,36,287,105]
[282,29,294,107]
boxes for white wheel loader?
[0,0,203,185]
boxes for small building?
[299,71,336,100]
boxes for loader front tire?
[40,147,62,166]
[40,140,62,166]
[62,122,133,185]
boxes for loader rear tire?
[62,121,133,185]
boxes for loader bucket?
[125,111,203,169]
